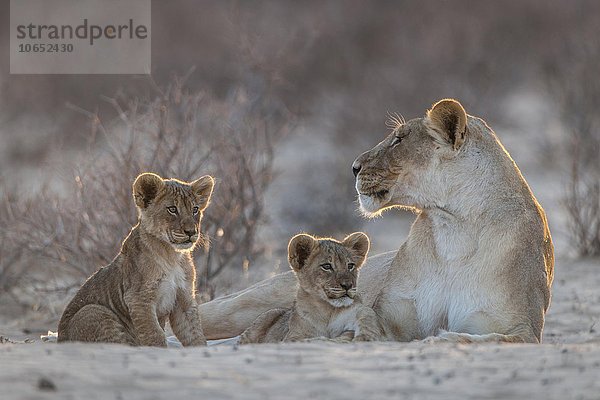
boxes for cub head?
[132,172,215,252]
[288,232,370,307]
[352,98,470,216]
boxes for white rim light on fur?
[357,192,393,217]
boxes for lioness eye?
[320,263,332,271]
[390,136,402,147]
[167,206,178,215]
[192,206,199,215]
[348,263,355,271]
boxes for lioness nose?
[352,160,361,177]
[340,282,352,291]
[184,228,197,237]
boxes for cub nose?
[352,161,361,178]
[340,282,352,291]
[184,228,197,237]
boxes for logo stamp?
[10,0,151,74]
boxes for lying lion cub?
[58,172,214,347]
[240,232,382,343]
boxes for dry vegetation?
[0,74,291,308]
[1,0,600,319]
[545,38,600,256]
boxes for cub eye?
[320,263,333,272]
[192,206,199,215]
[390,136,402,147]
[347,263,356,271]
[167,206,178,215]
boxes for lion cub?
[58,172,214,347]
[240,232,382,343]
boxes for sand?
[1,256,599,399]
[2,341,600,400]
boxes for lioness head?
[352,98,472,216]
[132,172,215,251]
[288,232,370,307]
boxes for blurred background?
[1,0,599,328]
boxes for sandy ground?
[2,341,600,400]
[1,256,599,400]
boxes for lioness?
[198,99,554,344]
[239,232,382,344]
[58,172,214,346]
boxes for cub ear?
[191,175,215,207]
[425,99,468,150]
[342,232,370,265]
[288,234,317,271]
[132,173,164,209]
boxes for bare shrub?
[0,191,27,296]
[0,75,291,306]
[564,166,600,256]
[545,33,600,256]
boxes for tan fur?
[352,99,553,343]
[58,172,214,347]
[198,99,554,344]
[425,98,467,150]
[239,233,382,344]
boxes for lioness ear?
[191,175,215,208]
[342,232,370,265]
[288,234,316,271]
[425,99,467,150]
[133,173,164,209]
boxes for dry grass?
[545,37,600,257]
[3,0,600,315]
[564,153,600,257]
[0,75,292,308]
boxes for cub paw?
[353,333,378,342]
[419,335,448,344]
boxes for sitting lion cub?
[240,232,382,343]
[58,172,214,347]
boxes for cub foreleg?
[170,290,207,347]
[240,308,290,344]
[353,305,383,342]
